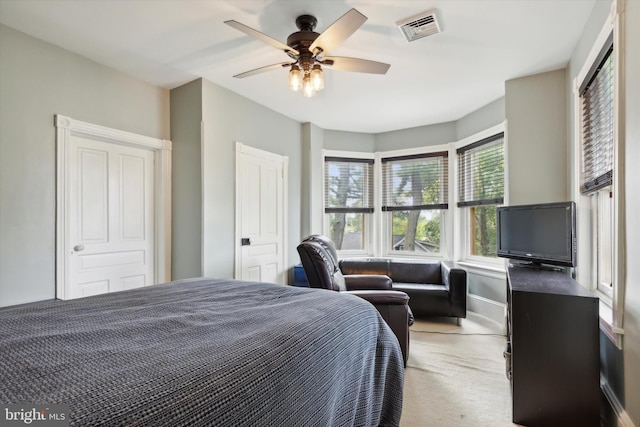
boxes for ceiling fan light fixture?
[226,9,390,98]
[288,64,303,91]
[311,64,324,91]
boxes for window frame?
[376,145,451,259]
[454,124,507,268]
[572,0,625,348]
[322,150,375,256]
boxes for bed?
[0,278,404,426]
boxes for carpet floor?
[400,312,522,427]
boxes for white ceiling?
[0,0,595,133]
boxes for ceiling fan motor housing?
[287,15,321,66]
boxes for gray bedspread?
[0,278,404,426]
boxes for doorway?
[55,115,171,299]
[235,143,288,284]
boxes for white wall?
[0,24,169,306]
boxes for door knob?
[241,238,251,246]
[73,244,85,251]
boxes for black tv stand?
[505,266,599,426]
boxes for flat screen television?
[497,201,576,267]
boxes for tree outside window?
[457,134,505,259]
[382,152,448,254]
[324,157,373,251]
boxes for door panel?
[79,149,108,242]
[236,144,287,285]
[120,154,146,240]
[68,136,155,298]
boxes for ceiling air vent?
[396,10,441,42]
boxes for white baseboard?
[602,377,637,427]
[619,411,636,427]
[467,294,506,328]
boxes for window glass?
[457,133,505,260]
[324,157,373,251]
[391,210,441,253]
[595,188,614,297]
[469,205,498,257]
[327,212,365,251]
[382,152,448,255]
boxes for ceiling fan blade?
[309,9,367,56]
[225,20,299,56]
[323,57,390,74]
[233,62,292,79]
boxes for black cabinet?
[506,266,599,426]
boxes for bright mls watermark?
[2,405,69,426]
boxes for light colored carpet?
[400,312,521,427]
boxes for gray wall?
[375,121,457,151]
[201,80,302,280]
[301,123,324,238]
[170,79,203,279]
[0,24,169,307]
[323,130,375,152]
[169,79,303,281]
[456,97,506,141]
[505,69,568,205]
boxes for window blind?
[580,36,614,194]
[381,151,448,211]
[324,157,374,213]
[457,133,504,207]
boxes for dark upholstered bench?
[339,259,467,324]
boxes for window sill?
[457,261,506,279]
[598,298,623,349]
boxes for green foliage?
[389,159,444,252]
[471,206,497,257]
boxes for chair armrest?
[346,290,409,305]
[344,274,393,291]
[441,262,467,318]
[348,290,411,366]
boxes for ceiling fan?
[224,8,390,97]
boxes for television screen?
[497,201,576,267]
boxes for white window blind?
[324,157,374,213]
[381,152,449,211]
[457,133,504,207]
[580,35,614,194]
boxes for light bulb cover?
[288,65,302,91]
[310,64,324,91]
[302,75,315,97]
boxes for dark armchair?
[297,235,413,365]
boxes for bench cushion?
[387,262,441,284]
